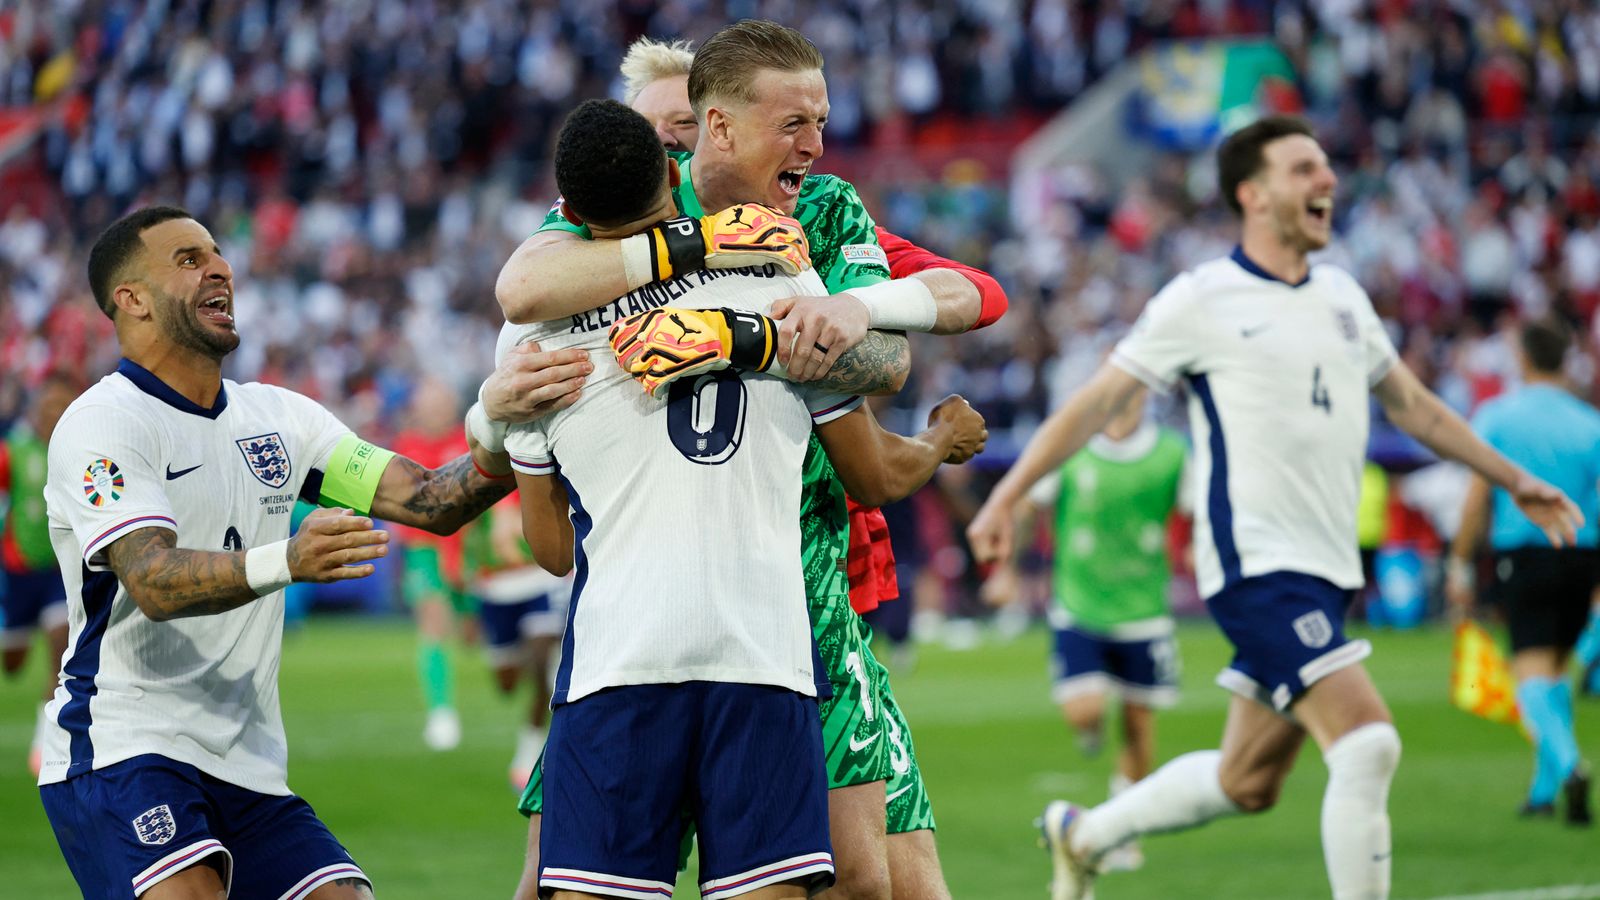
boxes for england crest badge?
[132,804,177,845]
[236,433,292,489]
[1292,610,1334,649]
[1335,309,1359,342]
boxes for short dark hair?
[1520,316,1572,374]
[87,206,194,320]
[1216,115,1316,216]
[553,100,667,229]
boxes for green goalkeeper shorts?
[518,749,544,817]
[858,620,935,834]
[816,592,895,790]
[877,661,935,834]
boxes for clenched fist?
[929,395,987,464]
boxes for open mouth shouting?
[197,290,234,328]
[777,165,809,199]
[1306,196,1333,227]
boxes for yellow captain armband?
[318,435,397,515]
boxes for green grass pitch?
[1,618,1597,898]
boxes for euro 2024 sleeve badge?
[82,459,124,507]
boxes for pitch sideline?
[1420,883,1600,900]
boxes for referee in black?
[1448,317,1600,824]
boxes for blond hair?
[688,20,823,116]
[620,38,696,104]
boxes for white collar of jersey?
[1087,421,1158,462]
[1230,245,1311,288]
[117,358,229,419]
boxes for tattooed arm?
[106,510,389,621]
[807,330,910,397]
[105,528,256,621]
[368,442,515,536]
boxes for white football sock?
[1321,722,1401,900]
[1072,750,1239,863]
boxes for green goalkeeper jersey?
[536,152,892,611]
[1032,424,1187,634]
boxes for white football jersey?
[1111,249,1397,599]
[39,360,351,795]
[502,264,859,704]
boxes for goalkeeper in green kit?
[982,386,1191,873]
[484,20,1009,900]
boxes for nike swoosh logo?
[848,733,880,753]
[1240,323,1271,338]
[165,463,203,480]
[886,784,913,804]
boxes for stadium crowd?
[6,0,1600,606]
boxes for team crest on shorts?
[132,804,177,845]
[82,459,124,507]
[1292,610,1334,649]
[236,433,291,489]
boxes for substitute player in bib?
[967,116,1584,900]
[1446,316,1599,825]
[391,378,475,751]
[37,206,589,900]
[496,99,985,900]
[982,386,1189,872]
[1,373,79,777]
[488,26,1006,900]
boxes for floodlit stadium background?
[3,2,1600,897]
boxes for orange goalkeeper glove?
[608,307,779,398]
[620,204,811,288]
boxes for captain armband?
[318,435,397,515]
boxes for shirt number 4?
[1311,365,1332,414]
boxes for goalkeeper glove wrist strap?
[621,217,707,290]
[720,309,780,372]
[851,277,938,332]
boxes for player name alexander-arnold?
[568,263,783,334]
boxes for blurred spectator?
[6,1,1600,617]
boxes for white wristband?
[245,540,293,597]
[465,399,507,454]
[621,233,654,290]
[850,278,938,332]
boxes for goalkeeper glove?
[619,204,811,289]
[608,307,779,398]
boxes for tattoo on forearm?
[814,330,910,395]
[106,528,257,620]
[394,455,513,533]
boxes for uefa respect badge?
[82,458,124,507]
